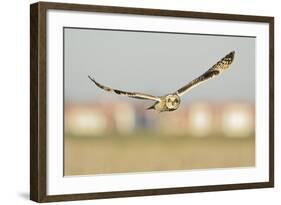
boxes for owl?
[89,51,235,112]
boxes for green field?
[64,135,255,176]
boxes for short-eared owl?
[89,51,235,112]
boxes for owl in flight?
[89,51,235,112]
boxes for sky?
[64,27,255,104]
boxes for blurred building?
[186,102,215,137]
[64,100,255,138]
[153,108,189,135]
[65,102,135,136]
[65,103,107,136]
[219,102,255,138]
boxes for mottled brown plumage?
[176,51,235,96]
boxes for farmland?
[64,134,255,176]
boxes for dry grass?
[64,135,255,176]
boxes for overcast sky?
[64,28,255,104]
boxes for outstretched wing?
[88,76,161,102]
[176,51,235,97]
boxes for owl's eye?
[174,99,179,103]
[167,98,171,102]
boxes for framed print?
[30,1,274,202]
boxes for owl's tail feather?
[146,104,155,110]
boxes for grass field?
[64,135,255,176]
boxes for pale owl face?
[165,94,181,110]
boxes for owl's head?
[165,94,181,110]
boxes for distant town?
[65,101,255,138]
